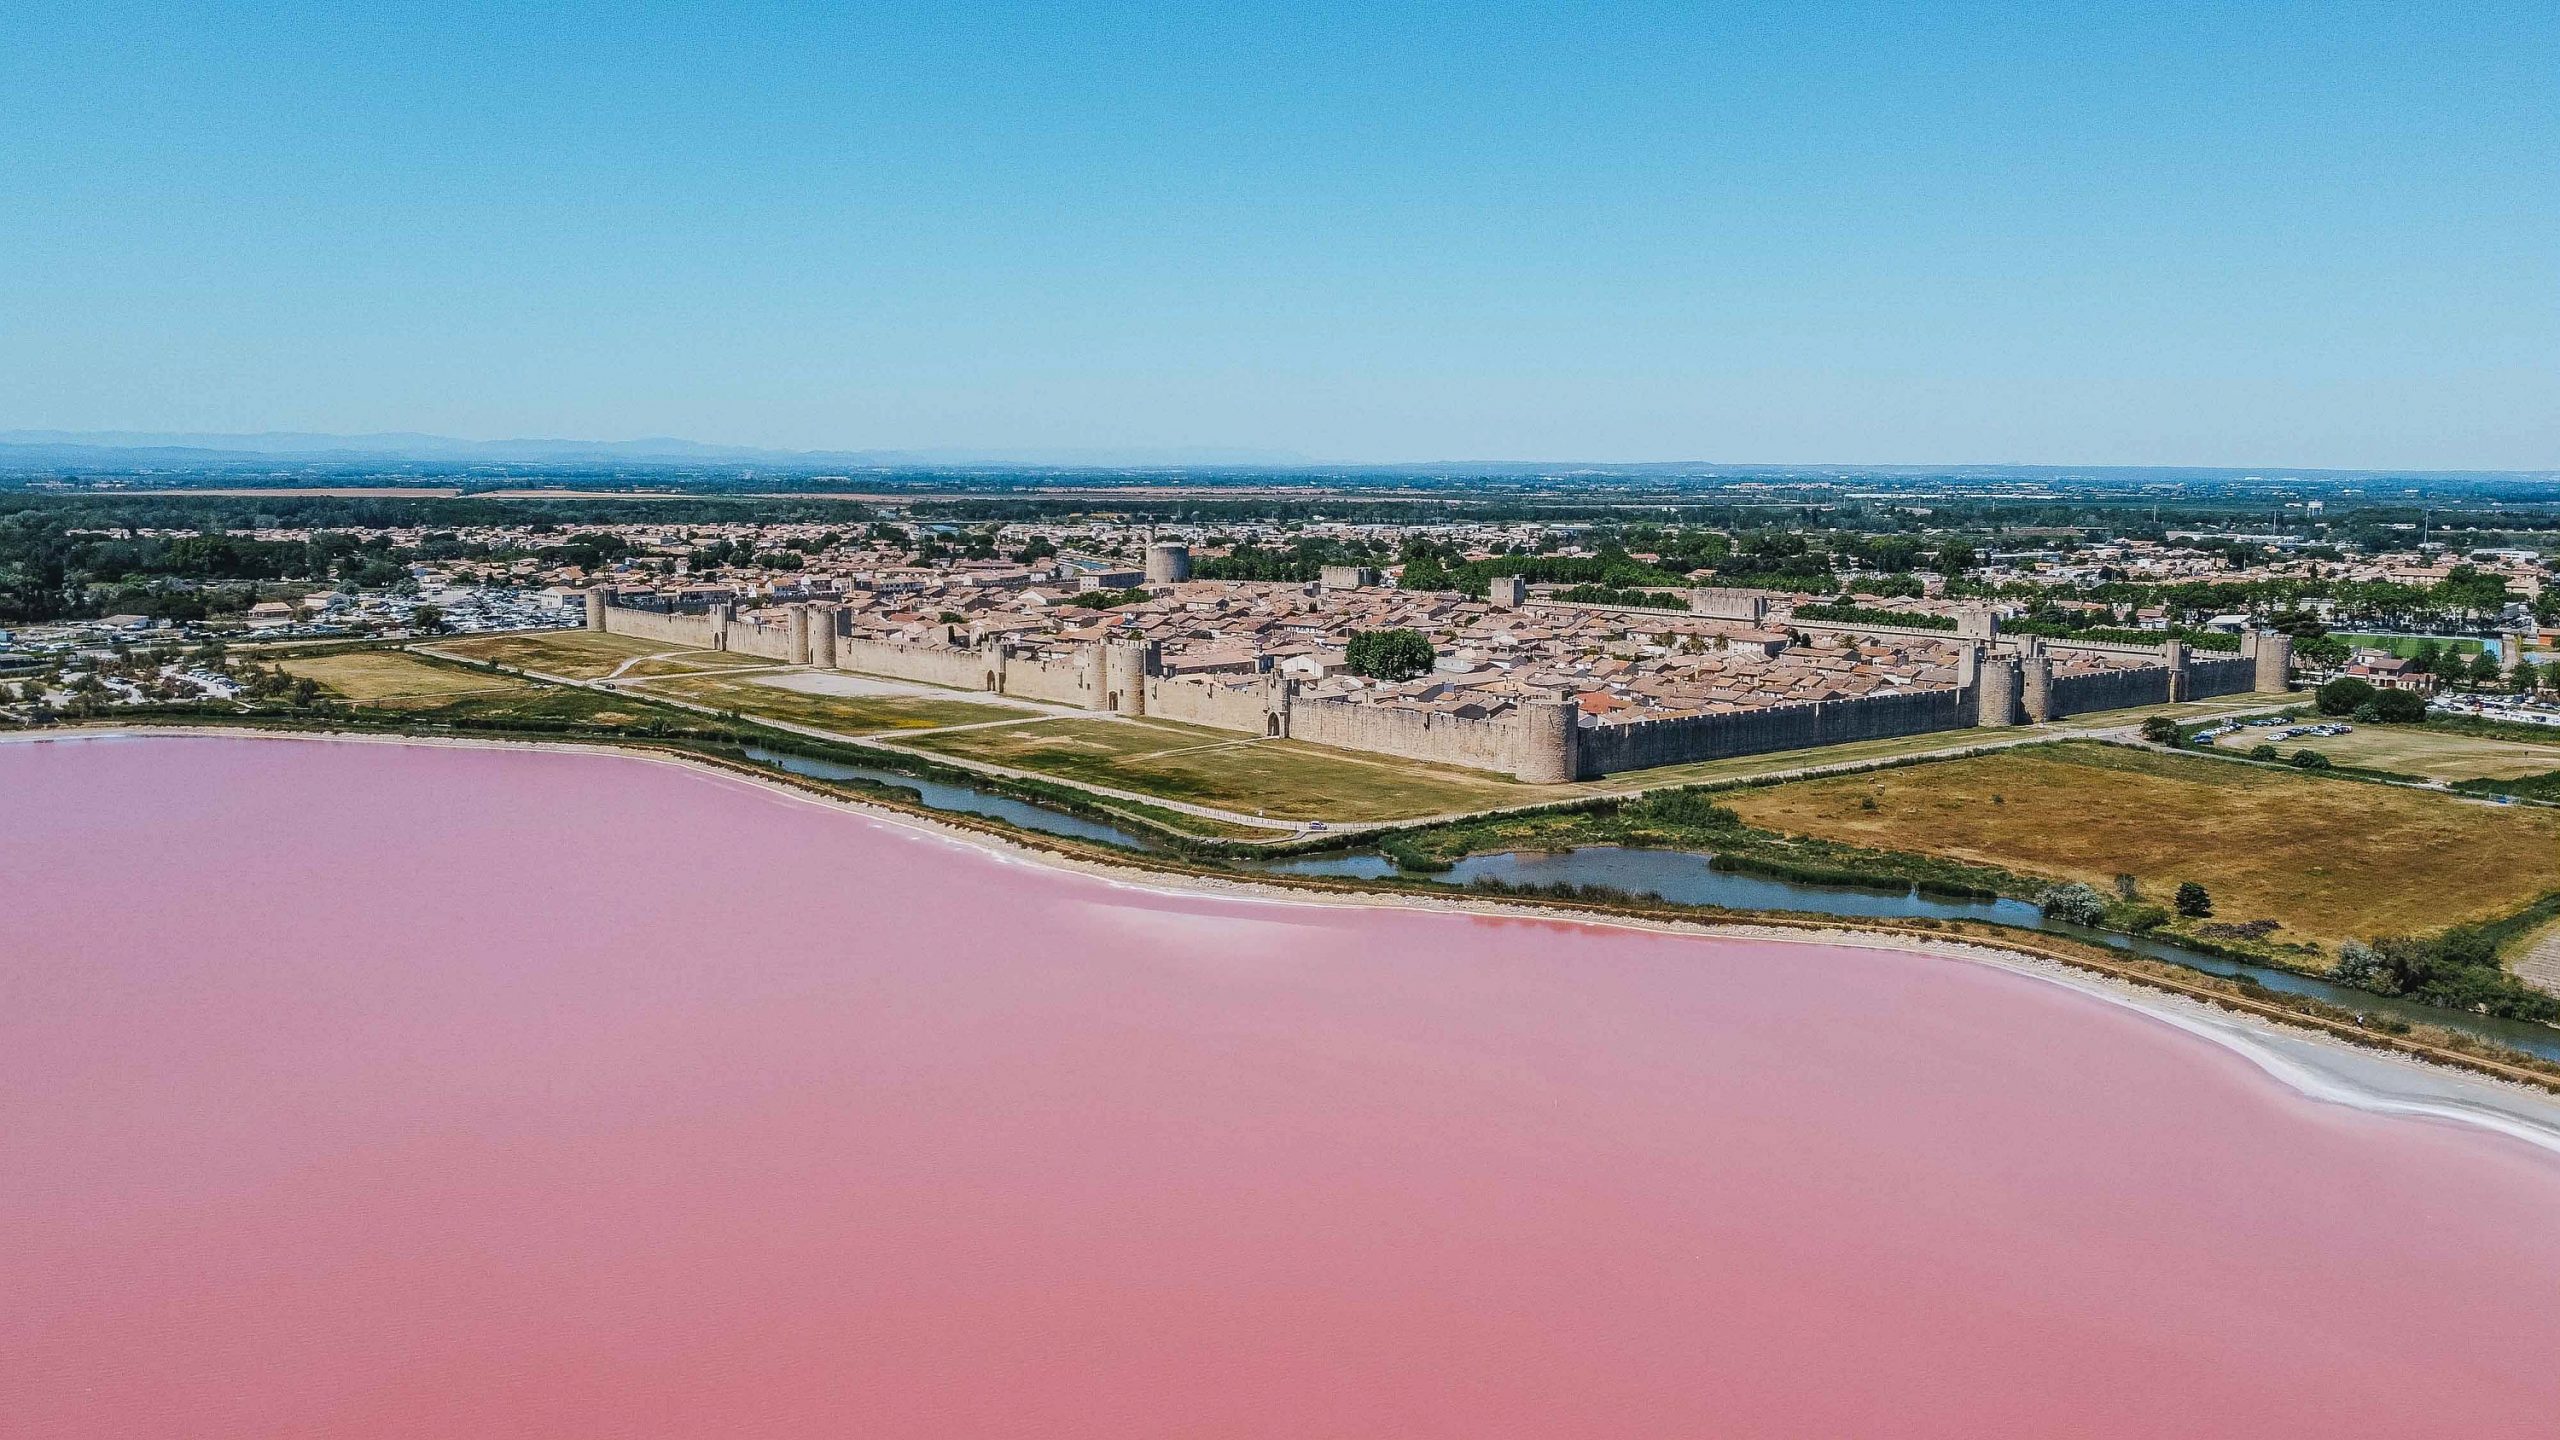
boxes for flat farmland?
[902,715,1537,821]
[631,672,1031,733]
[2212,725,2560,782]
[1725,740,2560,951]
[280,651,531,704]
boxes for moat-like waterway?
[744,743,2560,1061]
[9,733,2560,1437]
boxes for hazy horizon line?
[4,429,2554,479]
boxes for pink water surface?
[6,735,2560,1438]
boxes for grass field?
[615,651,780,677]
[281,651,532,704]
[631,672,1032,734]
[2334,633,2490,659]
[428,631,762,680]
[1724,740,2560,950]
[2212,725,2560,782]
[901,715,1539,821]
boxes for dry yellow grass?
[280,651,529,703]
[1726,741,2560,950]
[428,630,742,679]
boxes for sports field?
[1725,740,2560,950]
[280,651,531,704]
[901,715,1538,821]
[631,672,1032,734]
[2213,725,2560,782]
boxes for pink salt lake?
[5,734,2559,1438]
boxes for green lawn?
[901,715,1539,821]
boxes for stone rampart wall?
[2185,654,2260,699]
[1574,685,1969,777]
[835,635,995,691]
[1145,674,1272,733]
[1287,696,1535,777]
[600,606,724,650]
[725,620,799,663]
[1785,616,1964,645]
[2041,665,2170,718]
[1002,652,1101,708]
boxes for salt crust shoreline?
[22,724,2560,1162]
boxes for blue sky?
[4,2,2553,466]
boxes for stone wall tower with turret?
[1104,637,1160,715]
[1511,699,1581,783]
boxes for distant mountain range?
[0,431,1314,470]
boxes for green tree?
[2173,882,2213,918]
[411,604,447,634]
[2140,715,2180,744]
[2290,749,2331,769]
[2373,688,2428,723]
[2315,677,2375,716]
[1345,628,1437,681]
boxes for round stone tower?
[2019,643,2055,723]
[2252,628,2293,694]
[1511,699,1581,784]
[585,585,615,631]
[1975,654,2020,727]
[807,604,838,669]
[1105,637,1159,715]
[1144,543,1192,585]
[785,605,811,666]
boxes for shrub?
[1636,789,1738,830]
[2331,929,2560,1022]
[2289,749,2331,769]
[2248,743,2280,761]
[2174,881,2213,918]
[2038,882,2108,926]
[2104,900,2173,933]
